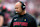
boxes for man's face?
[15,2,22,13]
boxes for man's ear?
[0,15,4,27]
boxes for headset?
[19,1,26,10]
[15,1,26,14]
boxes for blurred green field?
[38,26,40,27]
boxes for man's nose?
[15,9,18,11]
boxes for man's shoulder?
[26,13,34,18]
[26,13,35,21]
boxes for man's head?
[15,1,26,14]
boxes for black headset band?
[19,1,26,10]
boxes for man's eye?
[15,8,18,9]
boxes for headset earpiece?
[19,1,26,10]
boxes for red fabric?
[3,5,6,10]
[13,22,28,26]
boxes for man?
[0,7,4,27]
[0,6,8,27]
[0,6,4,27]
[10,1,37,27]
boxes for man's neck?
[19,10,26,15]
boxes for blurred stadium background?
[0,0,40,27]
